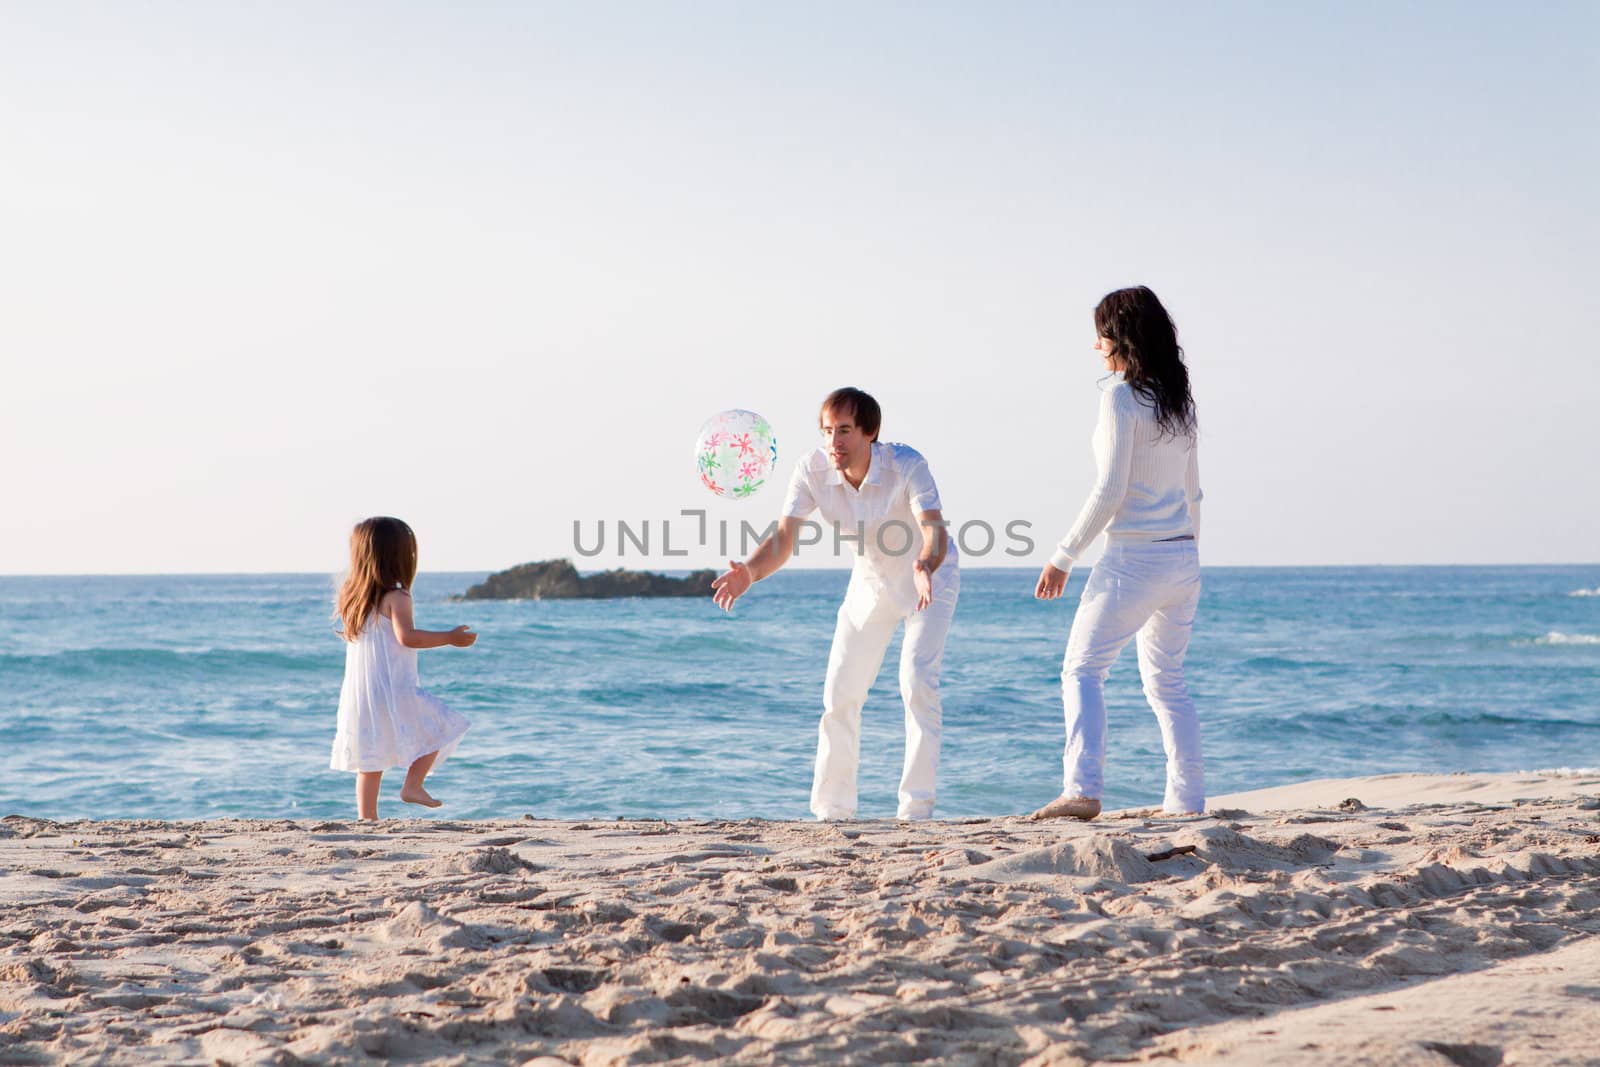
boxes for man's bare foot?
[400,787,442,809]
[1028,795,1101,821]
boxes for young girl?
[330,516,476,820]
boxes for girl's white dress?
[330,608,471,772]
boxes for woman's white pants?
[1061,541,1204,814]
[811,569,960,821]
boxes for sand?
[4,772,1600,1065]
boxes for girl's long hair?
[1094,286,1196,439]
[336,516,418,640]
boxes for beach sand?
[4,772,1600,1065]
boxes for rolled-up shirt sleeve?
[905,456,943,514]
[781,461,818,519]
[1050,386,1135,570]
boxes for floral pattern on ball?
[695,410,777,499]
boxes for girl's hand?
[1035,563,1069,600]
[449,625,478,647]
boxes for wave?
[1410,710,1600,729]
[1569,588,1600,597]
[1533,632,1600,646]
[1238,655,1341,671]
[1253,705,1600,733]
[0,647,332,674]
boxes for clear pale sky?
[3,2,1596,575]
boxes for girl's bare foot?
[400,787,443,809]
[1028,795,1101,821]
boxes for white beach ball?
[694,410,778,498]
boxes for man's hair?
[819,387,881,440]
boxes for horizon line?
[3,560,1598,580]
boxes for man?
[712,387,960,820]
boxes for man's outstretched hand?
[711,560,753,612]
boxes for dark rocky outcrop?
[457,559,716,600]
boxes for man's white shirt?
[781,441,959,619]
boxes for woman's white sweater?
[1050,379,1202,570]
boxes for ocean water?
[1,566,1597,822]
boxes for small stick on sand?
[1144,844,1198,862]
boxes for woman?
[1032,286,1204,820]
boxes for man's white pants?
[811,569,959,820]
[1061,541,1204,814]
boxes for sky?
[2,1,1596,575]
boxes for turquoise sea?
[2,566,1597,822]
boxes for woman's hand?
[711,560,753,612]
[1035,563,1070,600]
[448,625,478,647]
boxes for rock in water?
[458,559,716,600]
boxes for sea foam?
[1534,631,1600,646]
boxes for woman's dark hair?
[1094,286,1196,439]
[819,386,881,441]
